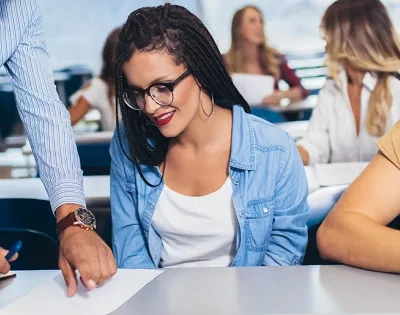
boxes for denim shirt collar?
[229,105,256,171]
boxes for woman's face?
[123,50,201,138]
[239,8,264,46]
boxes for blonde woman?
[297,0,400,165]
[223,6,308,106]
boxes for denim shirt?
[110,105,309,268]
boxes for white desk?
[305,162,369,192]
[2,266,399,314]
[115,265,400,314]
[22,131,113,156]
[74,131,113,144]
[0,176,110,203]
[0,270,60,310]
[269,95,318,113]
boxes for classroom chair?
[57,65,93,108]
[0,198,59,270]
[0,87,20,139]
[77,142,111,176]
[251,107,286,123]
[303,185,347,266]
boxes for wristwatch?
[56,208,97,238]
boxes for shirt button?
[240,212,244,218]
[153,255,157,260]
[148,204,153,209]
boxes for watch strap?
[56,212,76,238]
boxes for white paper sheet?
[231,73,274,106]
[1,269,163,315]
[315,162,369,187]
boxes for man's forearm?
[5,0,86,214]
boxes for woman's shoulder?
[88,77,108,90]
[246,112,293,153]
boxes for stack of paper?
[1,269,163,315]
[231,73,274,106]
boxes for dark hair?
[99,27,122,108]
[115,3,250,186]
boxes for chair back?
[303,185,347,266]
[0,198,59,270]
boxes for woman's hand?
[262,91,283,106]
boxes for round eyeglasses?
[123,70,191,110]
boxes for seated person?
[0,247,17,274]
[223,5,308,106]
[297,0,400,165]
[68,27,121,131]
[110,4,309,269]
[317,119,400,273]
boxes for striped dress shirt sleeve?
[0,0,86,212]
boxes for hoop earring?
[199,89,214,117]
[139,111,157,126]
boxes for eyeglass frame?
[123,69,192,110]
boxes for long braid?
[115,3,249,186]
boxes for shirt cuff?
[47,179,87,213]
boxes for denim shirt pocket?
[245,198,274,251]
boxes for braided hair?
[115,3,250,186]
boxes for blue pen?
[5,240,22,261]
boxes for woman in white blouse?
[69,27,121,131]
[297,0,400,166]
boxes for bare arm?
[297,145,310,165]
[317,152,400,272]
[69,97,92,126]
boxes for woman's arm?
[317,151,400,272]
[68,96,92,125]
[297,145,310,165]
[279,59,309,103]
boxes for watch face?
[75,208,96,227]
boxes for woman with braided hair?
[110,3,309,269]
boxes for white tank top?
[152,177,237,268]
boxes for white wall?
[37,0,400,72]
[38,0,201,72]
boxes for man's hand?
[0,248,18,274]
[57,204,117,297]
